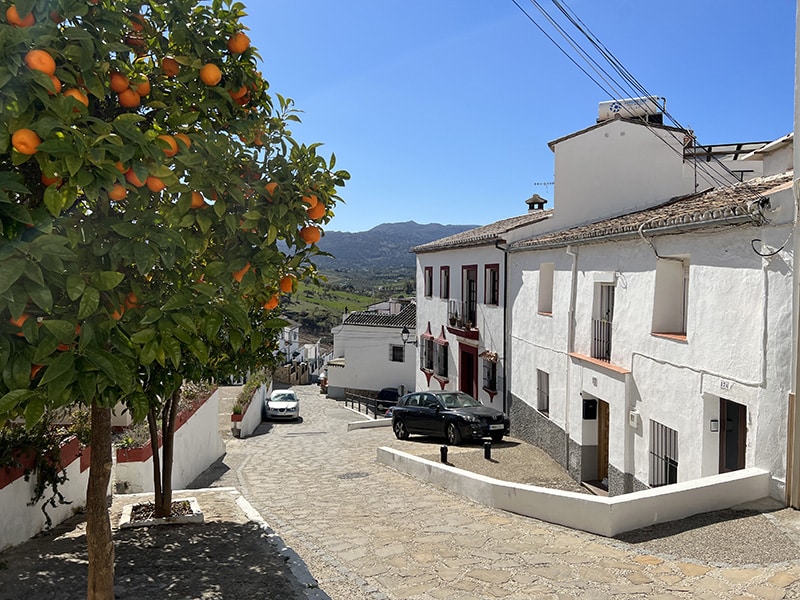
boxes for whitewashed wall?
[327,325,416,394]
[0,442,89,551]
[116,388,226,494]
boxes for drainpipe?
[789,0,800,508]
[496,240,509,414]
[565,245,579,473]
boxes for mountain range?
[312,221,477,274]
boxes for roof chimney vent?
[526,194,547,212]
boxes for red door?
[459,344,478,399]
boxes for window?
[652,257,689,336]
[421,337,434,371]
[485,264,499,306]
[462,266,478,324]
[536,369,549,416]
[538,263,554,314]
[440,267,450,299]
[649,420,678,486]
[483,359,497,392]
[389,344,405,363]
[423,267,433,298]
[435,343,448,378]
[591,283,615,361]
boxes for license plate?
[489,424,504,431]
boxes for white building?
[512,113,793,498]
[411,210,549,411]
[414,101,795,500]
[326,301,417,399]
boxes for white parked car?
[264,389,300,421]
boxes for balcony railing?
[591,318,612,362]
[448,299,476,329]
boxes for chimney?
[526,194,547,212]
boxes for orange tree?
[0,0,346,597]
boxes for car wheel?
[446,422,462,446]
[490,432,504,443]
[393,418,409,440]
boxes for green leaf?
[23,395,46,429]
[41,320,76,342]
[0,389,32,417]
[24,279,53,312]
[141,308,163,325]
[66,274,86,300]
[38,351,76,386]
[0,259,26,294]
[171,313,196,334]
[162,335,181,368]
[130,329,157,344]
[203,311,223,339]
[92,271,124,291]
[78,286,100,319]
[189,338,209,364]
[85,348,133,393]
[77,370,96,403]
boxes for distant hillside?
[313,221,477,273]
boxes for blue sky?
[243,1,795,233]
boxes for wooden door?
[720,399,746,472]
[598,400,609,481]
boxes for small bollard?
[484,441,492,460]
[440,445,448,463]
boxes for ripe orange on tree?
[125,168,145,187]
[263,294,279,310]
[109,305,125,321]
[306,202,326,220]
[64,88,89,109]
[157,134,178,157]
[124,291,139,309]
[265,181,278,197]
[302,194,318,208]
[190,191,205,209]
[128,13,146,32]
[134,78,150,97]
[9,313,30,328]
[199,63,222,86]
[30,364,43,379]
[162,57,179,77]
[11,128,41,155]
[108,183,127,201]
[6,6,34,27]
[232,263,251,283]
[227,32,250,54]
[145,176,166,193]
[300,225,321,245]
[24,49,56,76]
[279,274,296,293]
[118,88,140,108]
[174,132,191,150]
[110,72,129,93]
[228,85,247,99]
[47,75,62,95]
[41,173,61,186]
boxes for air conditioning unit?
[628,410,640,428]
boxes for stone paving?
[192,385,800,599]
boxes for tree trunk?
[153,389,180,518]
[147,407,162,512]
[86,403,114,600]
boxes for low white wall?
[116,389,226,494]
[377,447,770,537]
[346,418,392,432]
[236,382,270,439]
[0,447,89,552]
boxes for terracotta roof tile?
[343,301,417,329]
[509,171,792,251]
[412,211,552,253]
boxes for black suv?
[392,390,510,445]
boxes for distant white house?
[276,319,301,362]
[326,301,416,399]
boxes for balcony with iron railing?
[591,318,612,362]
[447,299,479,339]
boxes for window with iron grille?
[485,264,499,306]
[420,337,434,371]
[389,344,405,363]
[483,359,497,392]
[591,284,615,361]
[536,369,549,416]
[649,420,678,487]
[440,267,450,300]
[435,343,448,378]
[423,267,433,297]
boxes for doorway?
[459,344,478,399]
[598,400,609,483]
[720,399,746,472]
